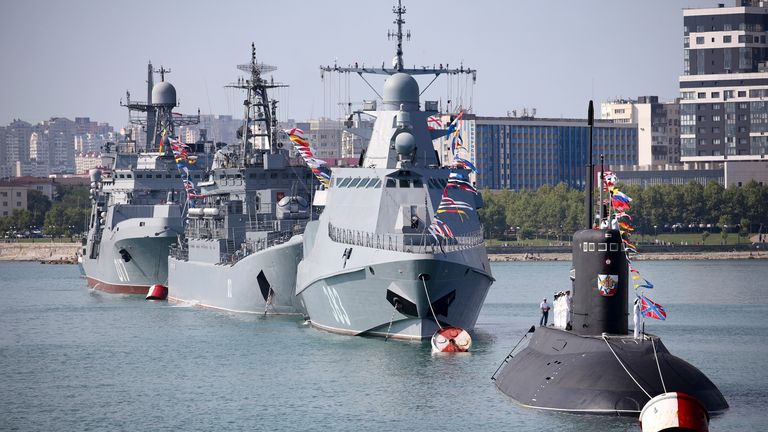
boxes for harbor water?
[1,260,766,431]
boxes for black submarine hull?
[494,326,728,416]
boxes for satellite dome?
[394,131,416,156]
[383,73,419,110]
[151,81,177,106]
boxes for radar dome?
[394,131,416,156]
[383,73,419,109]
[151,81,177,106]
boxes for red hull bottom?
[86,277,151,295]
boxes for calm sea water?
[1,260,766,431]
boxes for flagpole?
[586,101,594,229]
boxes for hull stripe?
[86,276,149,295]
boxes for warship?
[166,46,314,314]
[492,102,727,422]
[81,64,209,294]
[295,1,493,340]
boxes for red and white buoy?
[145,284,168,301]
[431,326,472,353]
[639,392,709,432]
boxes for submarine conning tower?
[570,228,629,336]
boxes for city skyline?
[1,0,722,129]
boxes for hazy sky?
[0,0,724,129]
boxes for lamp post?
[654,225,658,244]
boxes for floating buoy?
[146,284,168,301]
[431,326,472,353]
[639,392,709,432]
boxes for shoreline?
[0,242,80,263]
[1,242,765,263]
[488,250,766,262]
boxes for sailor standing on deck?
[633,297,642,339]
[539,298,550,326]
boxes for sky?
[0,0,726,129]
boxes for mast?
[390,0,407,71]
[228,43,287,164]
[122,64,199,153]
[146,62,155,147]
[321,1,476,82]
[586,100,594,229]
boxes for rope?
[422,276,443,330]
[491,327,532,381]
[263,289,274,316]
[651,337,667,394]
[602,334,652,399]
[384,306,397,341]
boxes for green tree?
[719,214,730,244]
[43,205,67,237]
[26,190,51,227]
[739,217,750,244]
[477,191,507,239]
[702,230,710,245]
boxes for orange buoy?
[431,326,472,353]
[146,284,168,301]
[639,392,709,432]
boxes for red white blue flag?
[638,294,667,320]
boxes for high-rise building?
[442,114,637,191]
[601,96,681,165]
[680,0,768,161]
[2,120,32,178]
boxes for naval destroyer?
[295,1,493,340]
[81,64,209,294]
[167,46,314,314]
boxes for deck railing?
[327,222,485,254]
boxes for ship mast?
[320,1,477,83]
[227,43,287,165]
[121,64,199,154]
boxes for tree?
[739,218,750,244]
[719,215,730,244]
[477,191,507,239]
[26,190,51,227]
[702,230,710,245]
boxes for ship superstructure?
[167,45,314,314]
[81,64,210,294]
[295,1,493,340]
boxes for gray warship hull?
[168,235,303,314]
[296,221,493,340]
[82,211,181,294]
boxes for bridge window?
[349,178,362,188]
[339,178,352,187]
[358,178,371,188]
[386,178,396,188]
[136,174,144,179]
[370,178,382,188]
[413,179,423,188]
[399,179,410,188]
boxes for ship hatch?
[386,290,418,317]
[119,249,132,262]
[257,271,272,302]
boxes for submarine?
[492,102,728,422]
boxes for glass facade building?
[467,117,637,191]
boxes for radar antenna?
[226,43,288,164]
